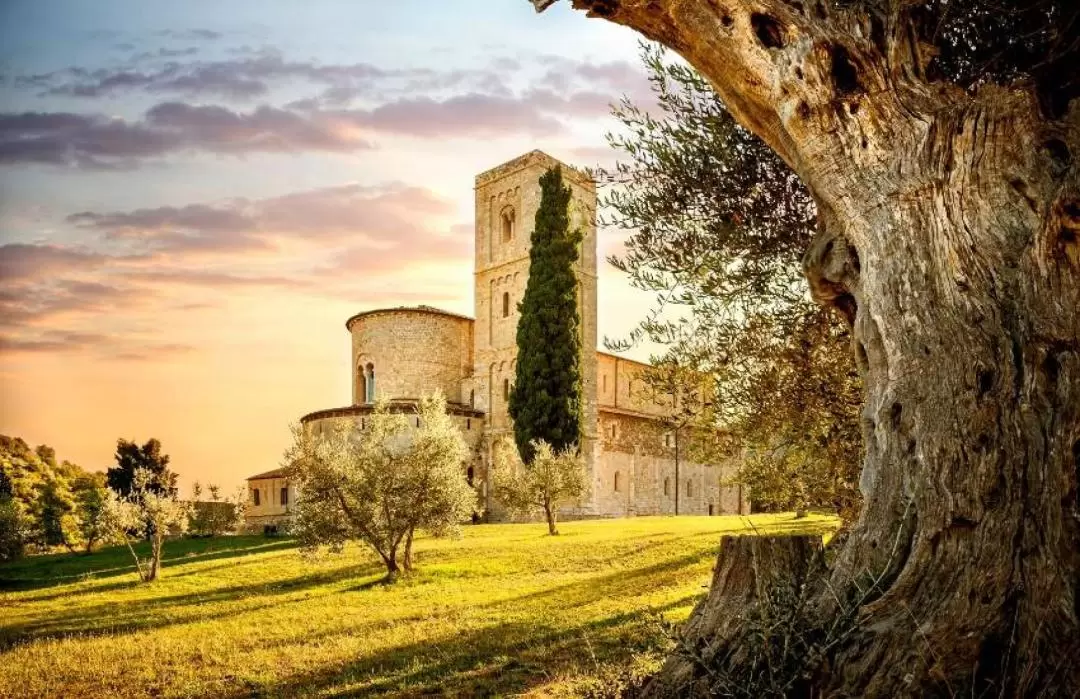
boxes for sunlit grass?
[0,514,837,698]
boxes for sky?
[0,0,665,493]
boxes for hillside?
[0,514,836,698]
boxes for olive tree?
[102,467,191,583]
[491,437,590,535]
[531,0,1080,693]
[285,393,475,581]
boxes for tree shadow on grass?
[223,591,698,698]
[0,536,298,593]
[0,560,384,650]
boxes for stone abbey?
[245,151,748,528]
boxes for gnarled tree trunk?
[538,1,1080,694]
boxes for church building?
[244,151,748,530]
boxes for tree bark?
[384,550,400,582]
[544,500,559,535]
[545,1,1080,694]
[641,534,825,697]
[147,530,162,582]
[403,528,415,571]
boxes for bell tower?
[471,150,598,470]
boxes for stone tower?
[471,151,599,505]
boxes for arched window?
[357,367,367,405]
[501,207,515,242]
[503,378,510,401]
[502,291,510,318]
[614,471,621,492]
[365,363,375,403]
[467,466,475,487]
[663,478,670,496]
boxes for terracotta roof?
[246,468,288,481]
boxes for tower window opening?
[467,418,472,430]
[501,207,515,242]
[469,389,475,407]
[467,466,475,487]
[663,478,670,496]
[252,489,261,506]
[503,378,510,401]
[502,292,510,318]
[365,363,376,403]
[614,471,621,492]
[686,480,693,497]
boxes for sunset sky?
[0,0,666,493]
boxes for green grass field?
[0,514,836,698]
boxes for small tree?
[71,472,109,554]
[189,482,246,537]
[286,393,475,581]
[102,468,191,582]
[492,437,590,535]
[509,165,584,464]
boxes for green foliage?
[603,45,862,519]
[0,435,108,554]
[107,438,176,497]
[285,392,475,579]
[509,165,584,464]
[0,494,27,562]
[492,437,590,535]
[188,482,245,537]
[72,472,109,553]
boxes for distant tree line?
[1,436,243,580]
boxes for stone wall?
[347,307,473,405]
[597,353,669,418]
[589,409,749,517]
[245,476,296,531]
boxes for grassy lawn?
[0,514,836,698]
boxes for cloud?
[67,182,457,256]
[124,270,310,288]
[0,278,152,328]
[157,29,222,41]
[0,180,474,361]
[0,330,196,361]
[0,243,106,282]
[0,103,374,168]
[23,51,393,100]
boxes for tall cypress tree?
[508,166,583,464]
